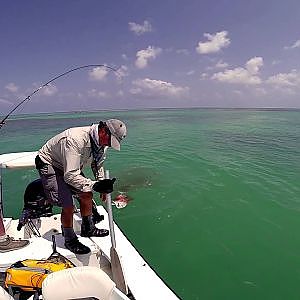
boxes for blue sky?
[1,0,300,114]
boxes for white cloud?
[176,49,190,55]
[88,89,109,98]
[89,66,109,81]
[212,68,261,84]
[130,87,142,95]
[131,78,189,97]
[206,58,229,71]
[215,60,229,68]
[135,46,162,69]
[129,20,152,35]
[116,65,129,78]
[253,87,267,96]
[246,57,263,74]
[200,73,208,80]
[41,84,58,96]
[271,60,281,66]
[186,70,195,76]
[284,39,300,50]
[196,31,230,54]
[266,70,300,87]
[5,82,19,93]
[211,57,263,85]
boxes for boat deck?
[1,206,179,299]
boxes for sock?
[82,215,95,231]
[62,227,77,242]
[0,234,7,242]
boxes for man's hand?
[92,178,116,194]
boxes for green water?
[1,108,300,299]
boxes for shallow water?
[1,108,300,299]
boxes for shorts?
[37,162,78,208]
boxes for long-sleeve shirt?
[38,126,106,192]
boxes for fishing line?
[0,64,121,129]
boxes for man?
[36,119,127,254]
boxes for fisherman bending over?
[35,119,126,254]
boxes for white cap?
[106,119,127,151]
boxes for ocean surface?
[1,108,300,300]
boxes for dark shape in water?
[116,167,156,193]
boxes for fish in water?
[113,193,131,209]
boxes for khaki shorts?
[37,164,78,208]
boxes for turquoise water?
[1,108,300,299]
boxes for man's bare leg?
[79,192,93,217]
[62,205,91,254]
[79,192,109,237]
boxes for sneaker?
[0,236,29,253]
[64,238,91,255]
[81,226,109,238]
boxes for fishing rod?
[0,64,120,129]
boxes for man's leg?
[61,205,90,255]
[61,206,75,227]
[79,192,109,237]
[61,206,77,241]
[79,192,93,217]
[37,163,90,255]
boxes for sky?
[1,0,300,114]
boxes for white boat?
[0,151,180,300]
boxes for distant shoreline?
[2,106,300,119]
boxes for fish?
[113,193,131,209]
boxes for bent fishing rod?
[0,64,120,129]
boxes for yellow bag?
[5,258,74,291]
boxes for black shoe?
[64,238,91,254]
[81,226,109,238]
[92,213,104,224]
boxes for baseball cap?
[106,119,127,151]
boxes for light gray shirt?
[38,126,105,192]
